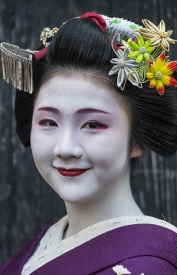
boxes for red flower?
[80,12,106,32]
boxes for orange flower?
[146,52,177,95]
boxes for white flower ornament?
[108,34,142,90]
[112,265,131,275]
[109,47,142,90]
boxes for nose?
[54,129,83,159]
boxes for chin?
[53,187,101,205]
[59,193,95,205]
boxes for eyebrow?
[76,108,110,115]
[37,107,60,114]
[37,107,110,115]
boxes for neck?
[64,173,143,239]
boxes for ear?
[130,142,145,158]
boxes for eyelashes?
[39,119,107,129]
[39,119,58,127]
[81,121,107,129]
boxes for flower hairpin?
[138,19,177,51]
[127,36,155,63]
[0,13,177,95]
[40,27,59,47]
[109,18,177,95]
[146,52,177,94]
[109,35,141,90]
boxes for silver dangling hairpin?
[0,42,35,94]
[0,27,59,94]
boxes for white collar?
[22,215,177,275]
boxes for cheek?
[31,126,42,159]
[30,138,53,184]
[30,120,54,152]
[30,125,52,169]
[82,127,129,167]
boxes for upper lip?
[57,167,90,171]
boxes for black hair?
[15,17,177,157]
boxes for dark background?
[0,0,177,266]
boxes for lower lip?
[57,169,89,177]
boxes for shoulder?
[112,216,177,274]
[108,216,177,262]
[91,216,177,274]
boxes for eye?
[82,121,107,129]
[39,119,58,127]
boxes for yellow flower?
[146,52,177,95]
[138,19,177,51]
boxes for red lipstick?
[57,168,89,177]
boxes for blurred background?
[0,0,177,266]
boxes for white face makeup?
[30,74,131,204]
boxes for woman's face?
[31,74,134,204]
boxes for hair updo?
[15,17,177,157]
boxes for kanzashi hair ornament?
[107,17,177,95]
[40,27,59,47]
[0,13,177,95]
[109,34,142,90]
[138,19,177,51]
[0,26,59,93]
[0,43,35,93]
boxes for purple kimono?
[0,222,177,275]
